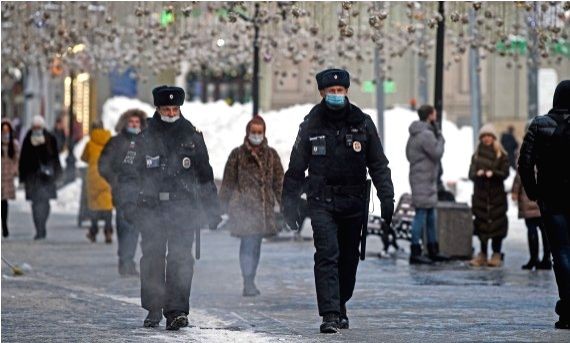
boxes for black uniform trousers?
[137,201,197,317]
[309,193,364,316]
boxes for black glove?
[283,203,300,232]
[209,215,222,231]
[381,200,394,227]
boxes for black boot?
[242,276,260,297]
[119,261,139,277]
[522,230,539,270]
[409,244,433,265]
[536,257,552,270]
[555,301,570,330]
[427,242,450,262]
[143,310,162,328]
[320,313,340,333]
[339,304,349,329]
[166,313,189,331]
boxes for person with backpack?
[518,80,570,330]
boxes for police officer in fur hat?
[120,85,221,330]
[282,69,395,333]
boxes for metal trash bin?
[423,201,473,259]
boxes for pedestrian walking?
[81,121,113,244]
[500,125,519,170]
[18,115,62,240]
[511,171,551,270]
[405,104,450,264]
[282,69,394,333]
[52,115,67,153]
[120,86,221,330]
[2,119,19,238]
[99,109,147,276]
[518,80,570,330]
[219,115,284,297]
[468,123,510,268]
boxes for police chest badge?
[182,157,192,169]
[353,141,362,152]
[145,155,160,168]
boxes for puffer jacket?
[469,144,510,240]
[219,138,284,237]
[81,129,113,211]
[518,111,570,213]
[405,120,445,208]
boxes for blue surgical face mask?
[248,133,264,146]
[126,127,141,135]
[160,115,180,123]
[325,94,346,109]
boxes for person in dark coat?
[512,171,551,270]
[99,109,147,276]
[500,125,519,169]
[405,104,449,264]
[18,115,62,240]
[282,69,394,333]
[468,123,510,268]
[119,86,221,330]
[518,80,570,330]
[2,119,19,238]
[219,116,284,297]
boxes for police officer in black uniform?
[120,86,221,330]
[282,69,395,333]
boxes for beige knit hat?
[478,123,497,139]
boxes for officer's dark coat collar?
[304,98,365,128]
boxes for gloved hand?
[283,204,300,232]
[209,215,223,231]
[381,199,394,227]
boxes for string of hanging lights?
[1,1,568,87]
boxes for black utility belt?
[323,184,365,196]
[138,192,193,206]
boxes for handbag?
[39,162,54,180]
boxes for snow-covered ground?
[11,96,526,242]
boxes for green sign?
[362,80,375,93]
[384,80,396,94]
[362,80,396,94]
[160,10,175,26]
[496,36,527,55]
[553,41,570,58]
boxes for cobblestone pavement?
[2,204,569,342]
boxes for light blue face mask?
[126,127,141,135]
[325,94,346,109]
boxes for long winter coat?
[469,144,510,241]
[405,120,445,208]
[1,141,19,200]
[219,138,284,237]
[81,128,113,211]
[19,130,62,202]
[512,172,540,219]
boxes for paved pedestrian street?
[2,205,569,342]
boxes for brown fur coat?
[219,138,284,237]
